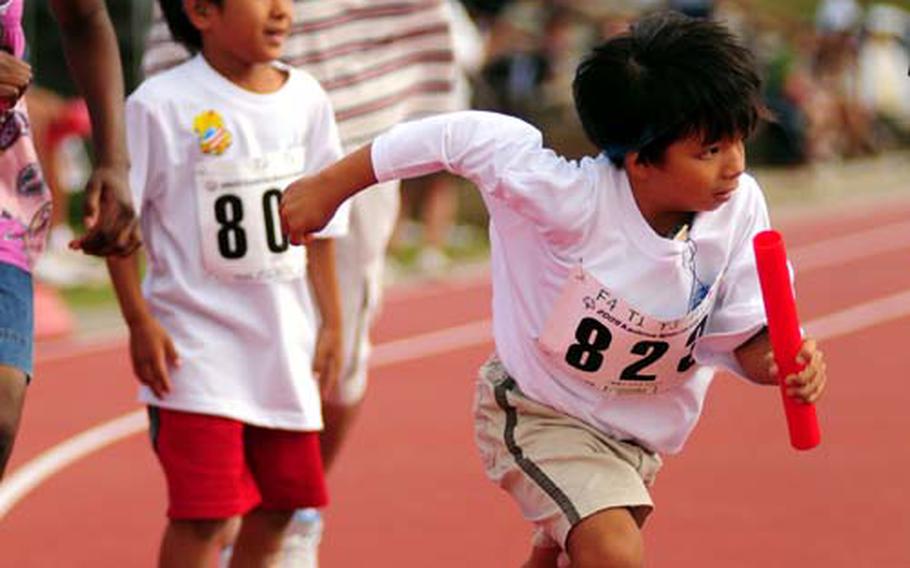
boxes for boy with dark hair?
[107,0,349,564]
[280,12,827,567]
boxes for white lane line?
[790,221,910,272]
[804,289,910,339]
[4,289,910,519]
[0,412,147,518]
[369,319,491,367]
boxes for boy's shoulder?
[734,172,764,206]
[278,63,330,100]
[128,57,199,108]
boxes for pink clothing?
[0,0,25,58]
[1,0,51,271]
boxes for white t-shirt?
[372,111,770,453]
[126,55,350,430]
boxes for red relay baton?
[753,230,821,450]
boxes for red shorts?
[149,407,328,520]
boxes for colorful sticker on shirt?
[192,110,232,155]
[0,110,27,151]
[536,264,723,396]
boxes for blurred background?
[19,0,910,334]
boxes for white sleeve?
[371,110,596,240]
[125,96,163,217]
[694,178,773,377]
[305,86,349,239]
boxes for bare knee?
[567,508,644,568]
[169,518,234,545]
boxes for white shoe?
[218,509,323,568]
[279,508,323,568]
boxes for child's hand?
[69,163,143,257]
[769,338,827,404]
[127,315,181,398]
[313,326,342,397]
[0,51,31,107]
[280,175,337,245]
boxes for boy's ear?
[625,151,650,179]
[183,0,214,29]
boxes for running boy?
[280,12,827,568]
[107,0,349,564]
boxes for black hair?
[573,11,767,168]
[158,0,223,52]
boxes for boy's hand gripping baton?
[753,230,821,450]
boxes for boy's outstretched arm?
[306,238,343,397]
[50,0,141,257]
[106,254,180,398]
[734,329,827,403]
[281,145,377,244]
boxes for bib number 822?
[564,316,707,381]
[214,189,287,259]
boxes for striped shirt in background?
[141,0,464,152]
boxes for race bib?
[537,265,722,395]
[195,149,304,281]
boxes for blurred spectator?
[811,0,877,158]
[858,3,910,141]
[395,1,485,275]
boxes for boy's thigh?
[473,356,661,550]
[150,408,261,520]
[0,263,34,379]
[245,426,328,511]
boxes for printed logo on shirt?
[16,163,43,196]
[192,110,232,155]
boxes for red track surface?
[2,195,910,566]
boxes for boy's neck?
[628,180,694,239]
[201,48,287,94]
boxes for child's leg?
[150,409,261,566]
[244,427,328,565]
[564,507,643,568]
[159,518,236,568]
[0,263,34,479]
[228,509,294,566]
[473,357,659,568]
[0,366,27,478]
[522,528,562,568]
[522,545,561,568]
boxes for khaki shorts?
[473,356,662,550]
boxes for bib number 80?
[214,189,287,259]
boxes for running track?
[2,193,909,566]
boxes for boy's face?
[637,135,746,213]
[198,0,293,63]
